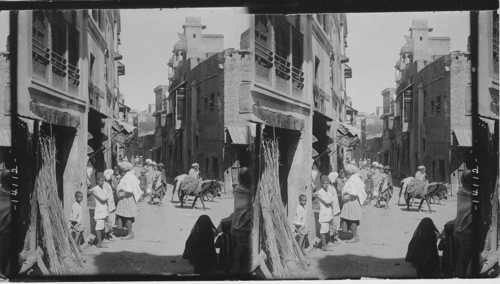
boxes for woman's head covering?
[418,165,426,170]
[157,163,164,168]
[119,161,133,171]
[345,164,359,175]
[192,163,199,168]
[328,172,339,183]
[103,169,114,180]
[405,217,440,277]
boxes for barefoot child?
[69,191,85,252]
[91,173,110,248]
[294,194,309,255]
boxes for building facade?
[380,88,395,167]
[391,19,472,186]
[16,10,125,237]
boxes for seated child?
[214,218,235,275]
[69,191,85,252]
[294,194,309,255]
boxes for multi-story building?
[161,15,355,246]
[380,88,395,167]
[391,19,472,186]
[125,110,155,159]
[16,10,126,236]
[153,85,168,163]
[364,133,383,164]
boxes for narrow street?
[80,182,234,276]
[307,186,457,279]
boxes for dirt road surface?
[80,182,234,276]
[306,186,457,279]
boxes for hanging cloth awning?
[112,118,136,134]
[87,145,94,155]
[312,148,319,157]
[312,135,318,143]
[452,129,472,147]
[0,128,11,147]
[337,121,361,138]
[227,125,250,145]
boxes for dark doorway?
[40,123,76,203]
[263,126,300,210]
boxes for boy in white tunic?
[91,172,110,248]
[313,175,334,251]
[294,194,309,255]
[69,191,85,252]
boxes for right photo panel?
[248,11,499,280]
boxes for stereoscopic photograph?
[0,4,498,280]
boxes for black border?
[0,0,498,12]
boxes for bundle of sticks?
[35,136,85,274]
[256,138,310,279]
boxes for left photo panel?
[7,8,254,280]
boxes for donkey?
[177,178,223,210]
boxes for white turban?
[345,164,359,175]
[119,161,133,171]
[329,172,338,183]
[103,169,114,180]
[146,159,152,164]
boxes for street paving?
[80,182,235,276]
[306,186,457,279]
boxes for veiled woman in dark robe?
[183,215,218,275]
[405,217,441,278]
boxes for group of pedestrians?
[74,159,143,250]
[295,160,368,254]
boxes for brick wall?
[412,53,471,183]
[186,52,225,179]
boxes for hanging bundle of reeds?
[36,136,85,274]
[258,138,310,279]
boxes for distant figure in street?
[90,172,110,248]
[364,170,374,204]
[314,175,334,251]
[293,194,309,255]
[116,162,142,240]
[405,217,440,278]
[103,169,117,240]
[328,172,341,242]
[69,191,85,253]
[415,165,427,182]
[149,163,166,206]
[138,168,148,201]
[183,215,218,275]
[189,163,201,179]
[214,218,235,275]
[375,166,393,209]
[340,164,367,243]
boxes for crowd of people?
[79,156,168,250]
[298,158,395,253]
